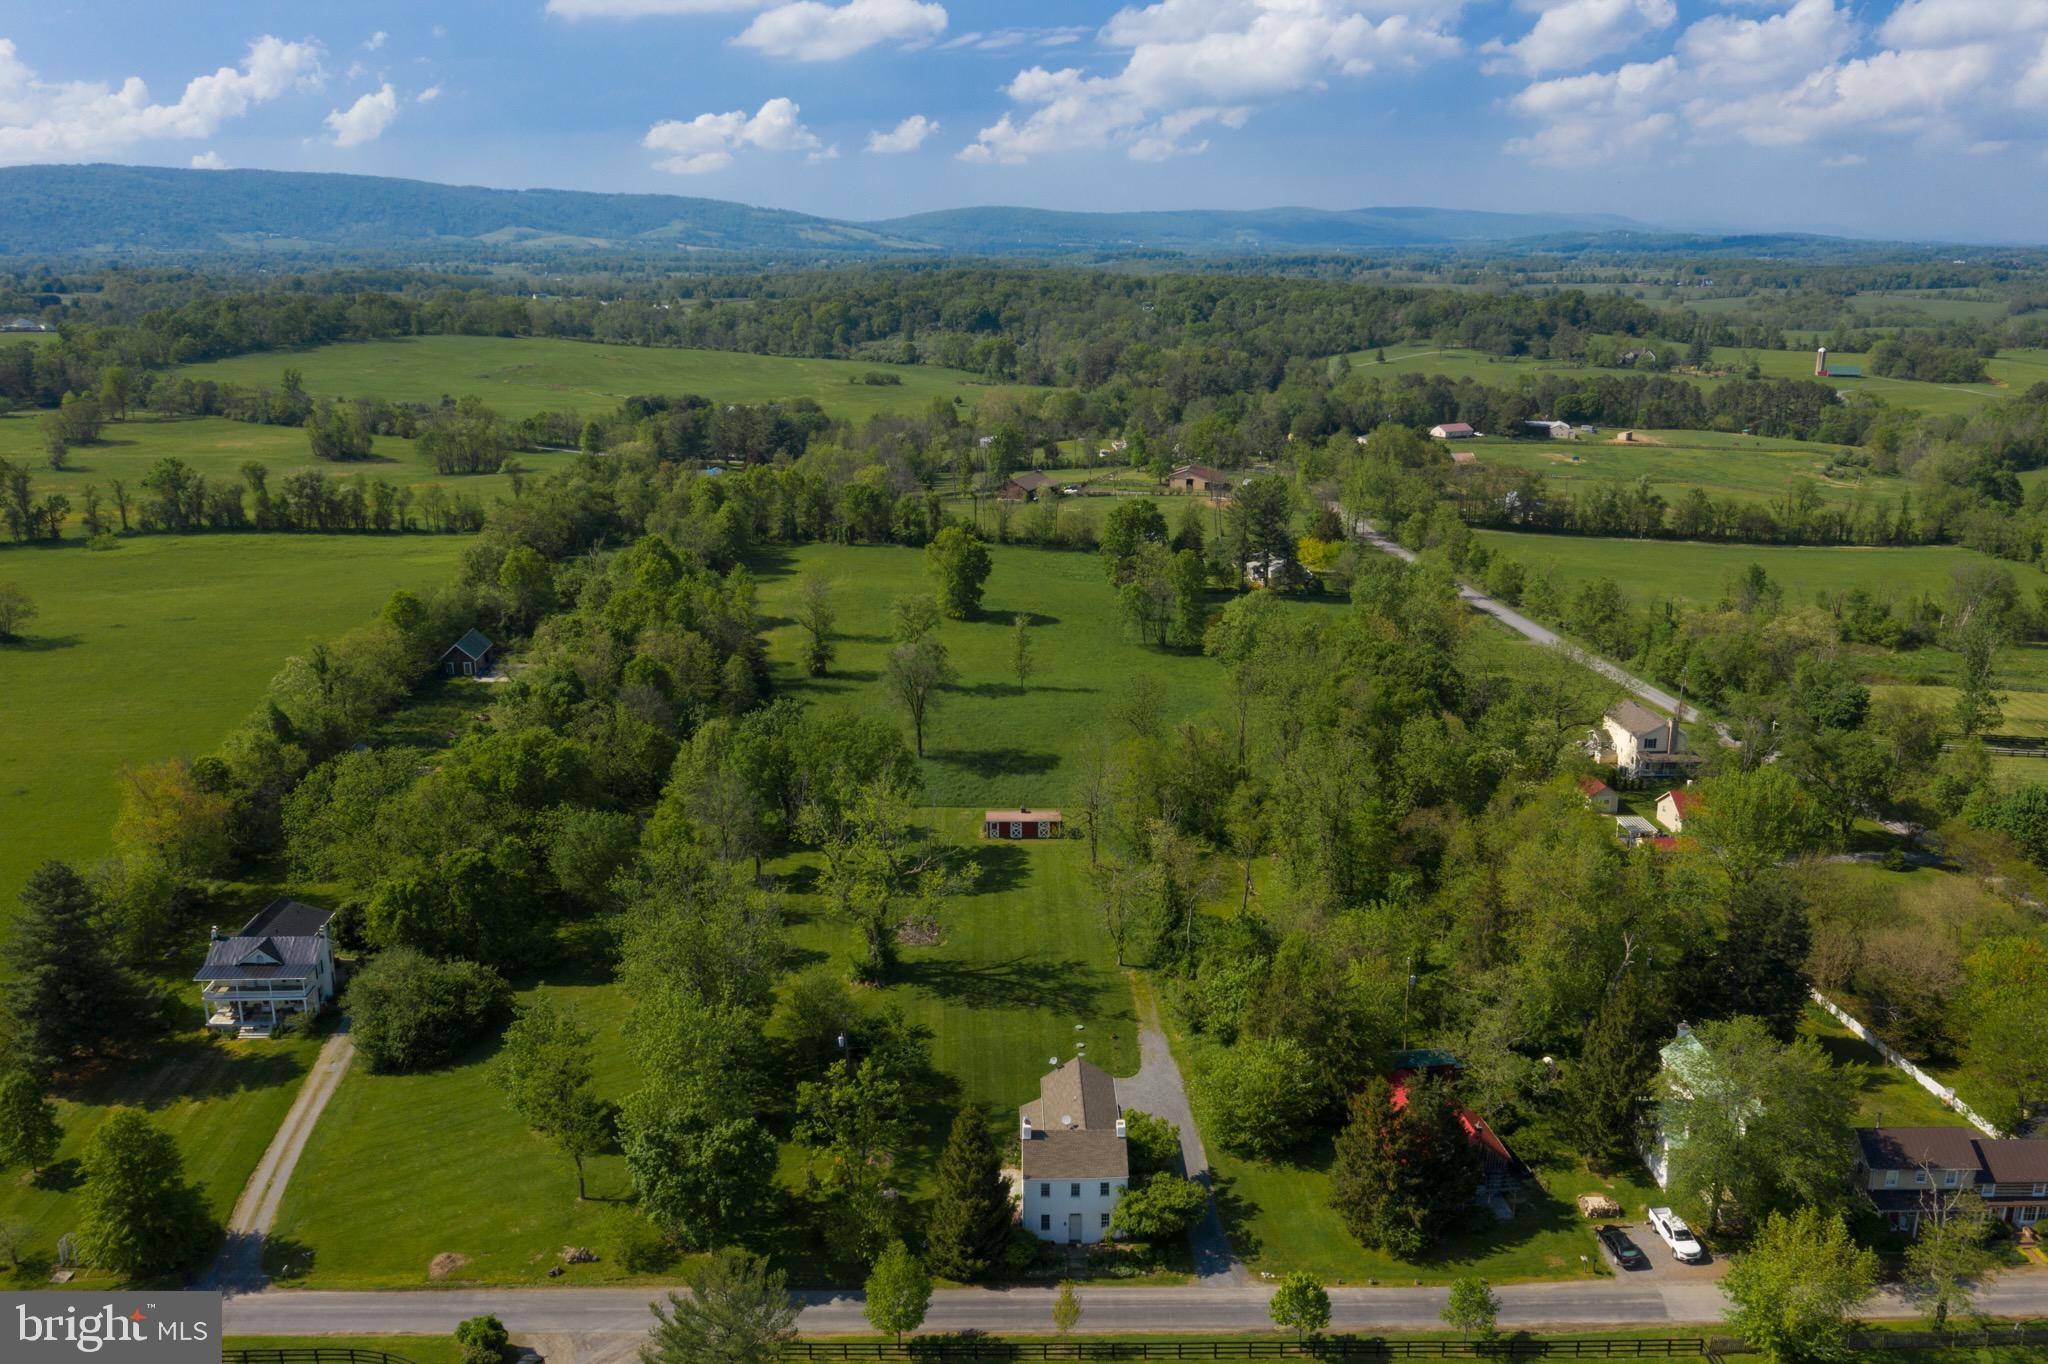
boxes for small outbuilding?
[1579,777,1619,815]
[1656,788,1701,833]
[985,807,1063,840]
[1614,815,1658,848]
[440,628,497,676]
[999,471,1060,503]
[1429,422,1476,440]
[1165,463,1229,495]
[1450,450,1479,466]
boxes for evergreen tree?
[1716,878,1813,1042]
[923,1109,1014,1281]
[2,861,153,1077]
[1565,972,1662,1168]
[1329,1076,1481,1259]
[0,1068,61,1177]
[73,1109,212,1275]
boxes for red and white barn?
[984,807,1063,840]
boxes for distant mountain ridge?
[0,163,1677,260]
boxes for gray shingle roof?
[1607,700,1670,737]
[1021,1057,1118,1133]
[1858,1126,1983,1172]
[1020,1129,1129,1179]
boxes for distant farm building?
[1450,450,1479,466]
[1815,346,1862,379]
[1429,422,1476,440]
[440,629,496,677]
[1616,349,1657,367]
[1165,463,1230,495]
[1522,419,1573,440]
[985,808,1062,840]
[999,471,1059,502]
[1,317,51,333]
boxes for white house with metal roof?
[194,899,337,1039]
[1019,1057,1129,1244]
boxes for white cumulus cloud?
[865,112,936,152]
[0,35,325,163]
[735,0,947,61]
[960,0,1463,165]
[325,82,399,146]
[643,96,823,173]
[417,85,444,102]
[1487,0,1677,76]
[1503,0,2048,167]
[190,149,227,169]
[365,30,389,50]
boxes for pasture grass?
[172,335,1044,423]
[1336,342,2034,418]
[0,1025,326,1287]
[0,412,579,535]
[1462,430,1891,508]
[747,542,1344,808]
[0,533,469,915]
[1471,529,2048,611]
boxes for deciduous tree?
[493,998,611,1199]
[862,1240,931,1343]
[1268,1271,1330,1338]
[73,1109,212,1275]
[644,1248,799,1364]
[924,526,992,620]
[1723,1206,1877,1363]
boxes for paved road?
[1343,511,1722,736]
[204,1024,354,1293]
[1112,980,1243,1285]
[222,1272,2048,1341]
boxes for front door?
[1067,1212,1082,1244]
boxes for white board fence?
[1810,988,2001,1138]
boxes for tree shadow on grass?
[927,746,1058,780]
[260,1234,317,1285]
[1205,1169,1265,1262]
[967,841,1031,895]
[802,670,880,690]
[74,1035,310,1109]
[30,1158,82,1194]
[897,953,1105,1016]
[2,634,83,652]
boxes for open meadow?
[172,335,1046,423]
[1462,430,1890,508]
[0,412,578,534]
[1337,342,2042,418]
[0,533,469,915]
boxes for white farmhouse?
[193,899,338,1039]
[1019,1057,1128,1244]
[1602,700,1702,785]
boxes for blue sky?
[2,1,2045,239]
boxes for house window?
[1100,1213,1110,1228]
[1943,1170,1960,1187]
[1883,1171,1898,1188]
[1070,1183,1081,1198]
[1038,821,1051,838]
[1983,1183,1998,1197]
[1099,1182,1110,1197]
[1010,822,1022,839]
[2034,1183,2047,1198]
[1040,1214,1050,1231]
[1645,736,1660,751]
[1039,1183,1050,1199]
[1913,1170,1929,1185]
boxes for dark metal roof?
[193,899,332,983]
[443,628,495,661]
[1980,1140,2048,1185]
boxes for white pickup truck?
[1647,1206,1706,1263]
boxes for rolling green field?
[1463,430,1889,508]
[0,533,469,915]
[174,335,1044,422]
[1338,343,2043,418]
[0,413,578,533]
[750,543,1321,807]
[1473,530,2047,609]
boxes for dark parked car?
[1596,1224,1649,1271]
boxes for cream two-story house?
[1603,701,1703,785]
[1857,1127,2048,1235]
[1019,1057,1128,1244]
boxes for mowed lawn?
[271,820,1140,1289]
[174,335,1045,423]
[0,1025,325,1286]
[0,533,469,917]
[1464,431,1895,509]
[0,413,579,535]
[749,542,1338,807]
[1472,530,2048,609]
